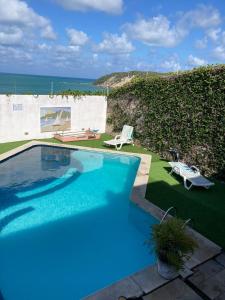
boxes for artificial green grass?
[0,140,30,155]
[147,159,225,249]
[0,135,224,248]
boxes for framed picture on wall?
[40,107,71,132]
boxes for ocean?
[0,73,104,95]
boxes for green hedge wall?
[108,65,225,179]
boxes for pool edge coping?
[0,140,222,300]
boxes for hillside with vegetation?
[107,64,225,179]
[94,71,165,88]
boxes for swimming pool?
[0,145,157,300]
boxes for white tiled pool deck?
[0,140,222,300]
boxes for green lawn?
[1,134,224,248]
[0,140,30,155]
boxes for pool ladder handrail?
[160,206,177,224]
[160,207,193,228]
[182,218,194,228]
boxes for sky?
[0,0,225,79]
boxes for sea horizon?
[0,72,102,95]
[0,71,96,81]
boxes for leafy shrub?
[152,218,198,271]
[57,89,106,97]
[108,65,225,179]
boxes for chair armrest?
[114,135,121,140]
[190,165,200,174]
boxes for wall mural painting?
[40,107,71,132]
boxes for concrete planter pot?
[157,258,178,280]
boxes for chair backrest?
[121,125,133,140]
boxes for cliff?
[94,71,163,88]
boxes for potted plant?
[151,218,198,279]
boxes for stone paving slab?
[179,267,193,279]
[215,253,225,268]
[188,260,224,286]
[188,260,225,300]
[143,278,203,300]
[215,293,225,300]
[177,225,221,270]
[131,265,169,294]
[184,227,221,269]
[199,269,225,299]
[84,277,143,300]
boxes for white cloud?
[160,56,181,71]
[92,53,98,61]
[0,0,51,28]
[0,45,32,62]
[0,0,56,41]
[221,32,225,45]
[0,26,23,45]
[124,16,184,47]
[67,28,89,46]
[95,33,134,54]
[41,25,57,40]
[178,5,221,29]
[37,43,51,51]
[124,5,221,48]
[106,62,112,67]
[188,55,207,66]
[55,45,80,55]
[213,46,225,61]
[136,61,153,71]
[206,28,221,42]
[210,28,225,60]
[195,37,208,49]
[55,0,123,14]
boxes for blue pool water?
[0,146,157,300]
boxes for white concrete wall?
[0,95,107,143]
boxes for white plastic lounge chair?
[104,125,134,150]
[169,162,214,190]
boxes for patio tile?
[215,253,225,268]
[189,268,225,299]
[84,277,143,300]
[189,260,224,286]
[179,266,193,279]
[131,265,170,294]
[143,278,203,300]
[184,228,221,269]
[215,292,225,300]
